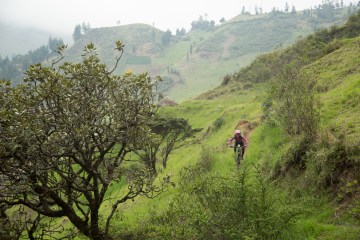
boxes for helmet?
[235,130,241,134]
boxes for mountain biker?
[229,130,247,159]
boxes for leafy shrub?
[325,39,343,54]
[271,136,310,179]
[213,116,225,131]
[140,165,300,239]
[0,209,22,240]
[265,63,320,137]
[221,74,232,85]
[243,82,253,89]
[197,146,214,171]
[305,131,360,190]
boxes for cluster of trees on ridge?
[241,0,360,17]
[72,22,92,42]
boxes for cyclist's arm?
[228,137,235,145]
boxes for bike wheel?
[236,147,243,168]
[236,154,241,168]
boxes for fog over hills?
[0,22,72,57]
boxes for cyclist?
[229,130,247,159]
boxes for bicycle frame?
[235,145,243,167]
[230,145,243,168]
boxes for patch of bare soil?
[234,119,258,142]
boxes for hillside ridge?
[52,7,360,101]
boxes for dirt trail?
[234,120,258,143]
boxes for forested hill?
[1,4,359,101]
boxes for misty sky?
[0,0,355,35]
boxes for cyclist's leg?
[240,142,245,158]
[234,142,238,153]
[236,146,241,167]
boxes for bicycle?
[229,145,243,168]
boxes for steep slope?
[165,9,355,100]
[110,12,360,239]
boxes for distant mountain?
[3,6,359,101]
[57,7,358,101]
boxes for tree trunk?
[162,158,167,168]
[89,206,108,240]
[149,155,157,176]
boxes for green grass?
[19,11,360,239]
[308,37,360,144]
[105,26,360,239]
[96,85,262,234]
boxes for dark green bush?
[213,116,225,131]
[324,39,343,54]
[243,82,253,89]
[221,74,232,85]
[305,132,360,190]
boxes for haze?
[0,0,353,36]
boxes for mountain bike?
[230,145,243,168]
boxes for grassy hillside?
[3,8,359,240]
[165,8,355,100]
[63,24,165,75]
[105,12,360,239]
[60,7,359,102]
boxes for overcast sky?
[0,0,356,35]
